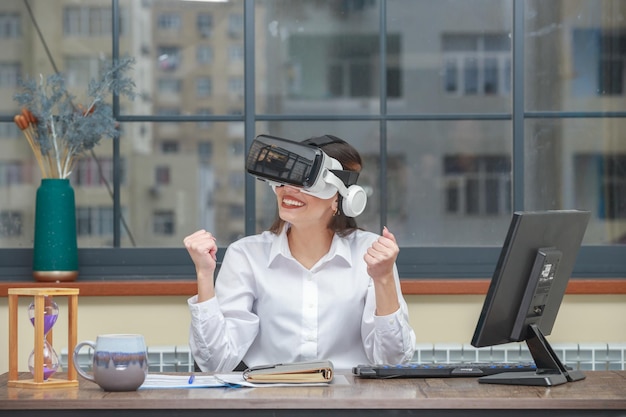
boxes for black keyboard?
[353,362,537,378]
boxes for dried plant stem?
[22,128,49,178]
[48,115,63,178]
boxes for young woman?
[184,135,416,372]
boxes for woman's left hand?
[364,226,399,285]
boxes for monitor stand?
[477,324,586,386]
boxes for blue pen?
[188,374,195,384]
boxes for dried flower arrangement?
[13,57,136,179]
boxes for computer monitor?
[471,210,591,386]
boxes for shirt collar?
[267,223,354,268]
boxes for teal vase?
[32,179,79,282]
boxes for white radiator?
[63,342,626,372]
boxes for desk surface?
[1,371,626,417]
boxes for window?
[155,166,170,185]
[65,56,103,88]
[0,161,24,186]
[0,211,21,237]
[72,157,124,187]
[157,46,181,71]
[228,45,244,63]
[196,77,212,98]
[157,78,182,95]
[63,6,113,36]
[157,13,181,31]
[0,12,20,38]
[575,153,626,221]
[153,210,175,235]
[196,45,213,65]
[0,0,624,282]
[573,29,626,96]
[444,155,511,216]
[442,33,511,96]
[161,141,179,153]
[228,13,243,38]
[0,62,20,88]
[76,207,115,237]
[197,13,213,38]
[228,77,244,97]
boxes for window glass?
[387,0,513,114]
[120,0,245,116]
[119,122,245,247]
[255,0,382,115]
[525,118,626,244]
[387,121,512,246]
[526,0,626,111]
[0,0,623,276]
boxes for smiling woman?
[184,133,416,372]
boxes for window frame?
[0,0,624,284]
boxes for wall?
[1,294,626,374]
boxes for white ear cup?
[342,185,367,217]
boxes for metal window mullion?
[512,0,525,211]
[379,0,388,230]
[244,0,256,236]
[112,0,121,246]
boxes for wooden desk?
[1,371,625,416]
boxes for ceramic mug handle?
[73,341,96,382]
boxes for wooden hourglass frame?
[8,287,79,388]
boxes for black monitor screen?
[471,210,590,386]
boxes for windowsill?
[0,279,624,297]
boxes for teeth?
[283,198,304,207]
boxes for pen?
[188,374,195,384]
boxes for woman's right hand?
[184,229,218,301]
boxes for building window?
[444,154,511,216]
[0,161,24,186]
[157,46,181,71]
[155,166,170,185]
[157,78,182,95]
[228,77,244,97]
[288,34,401,99]
[573,29,626,96]
[0,12,20,38]
[76,206,114,237]
[442,33,511,96]
[228,45,244,63]
[161,140,179,154]
[198,141,213,161]
[575,153,626,220]
[153,210,175,235]
[0,62,20,88]
[157,13,181,31]
[63,6,113,37]
[73,157,124,187]
[196,45,213,65]
[197,13,213,38]
[228,13,243,38]
[0,211,22,237]
[65,56,103,88]
[196,77,212,98]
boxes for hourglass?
[27,295,60,380]
[8,287,79,389]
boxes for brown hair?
[268,134,363,237]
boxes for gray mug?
[73,334,148,391]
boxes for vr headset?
[246,134,367,217]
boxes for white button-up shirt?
[188,226,416,372]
